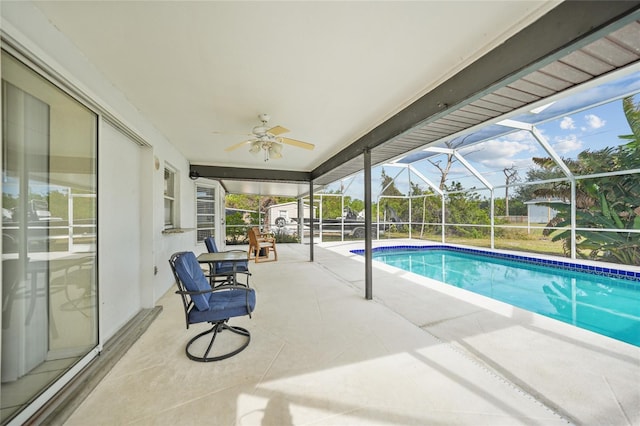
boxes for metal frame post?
[364,150,373,300]
[309,180,314,261]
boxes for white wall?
[98,122,145,339]
[1,2,200,341]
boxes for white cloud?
[552,134,582,155]
[584,113,606,129]
[560,117,575,130]
[503,130,531,142]
[461,138,538,170]
[479,156,533,170]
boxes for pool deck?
[321,239,640,425]
[65,240,639,425]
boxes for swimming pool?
[352,245,640,346]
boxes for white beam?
[408,165,443,196]
[453,151,493,190]
[424,146,454,154]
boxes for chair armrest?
[175,288,214,296]
[176,284,253,296]
[257,230,275,239]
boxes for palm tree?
[533,96,640,265]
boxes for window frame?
[164,164,178,229]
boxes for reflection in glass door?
[1,51,98,424]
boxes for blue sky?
[456,92,637,189]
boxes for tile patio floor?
[65,241,639,425]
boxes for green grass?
[448,237,565,257]
[378,226,567,257]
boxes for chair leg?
[185,321,251,362]
[251,246,262,262]
[255,246,277,263]
[254,247,266,263]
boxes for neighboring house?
[266,202,316,227]
[524,198,565,224]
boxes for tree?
[427,140,463,190]
[225,212,249,244]
[619,96,640,149]
[531,96,640,264]
[320,192,343,219]
[514,160,566,202]
[444,181,490,237]
[503,165,519,216]
[380,168,403,196]
[379,168,409,227]
[226,193,259,211]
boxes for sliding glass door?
[1,51,98,424]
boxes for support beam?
[190,165,311,183]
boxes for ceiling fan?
[223,114,315,161]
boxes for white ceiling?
[33,0,561,183]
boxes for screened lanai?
[305,65,640,267]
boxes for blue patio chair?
[169,251,256,362]
[204,236,251,286]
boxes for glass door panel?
[1,51,98,424]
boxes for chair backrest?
[170,252,256,339]
[204,236,218,253]
[247,227,257,244]
[169,251,211,312]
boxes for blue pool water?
[354,246,640,346]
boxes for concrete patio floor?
[65,241,639,425]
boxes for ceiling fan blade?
[268,125,289,136]
[280,137,315,150]
[224,140,252,152]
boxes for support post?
[297,197,303,245]
[364,150,373,300]
[309,180,314,261]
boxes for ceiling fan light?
[249,141,261,154]
[270,150,283,160]
[271,142,283,154]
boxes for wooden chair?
[248,227,277,263]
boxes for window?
[196,184,216,242]
[164,166,177,228]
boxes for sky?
[330,67,640,200]
[454,95,636,188]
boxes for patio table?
[197,251,249,287]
